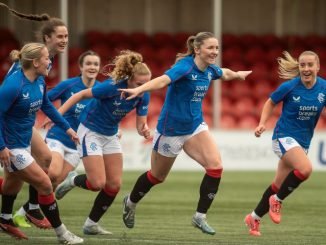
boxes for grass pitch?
[1,171,325,244]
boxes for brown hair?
[0,2,66,42]
[175,32,216,63]
[10,42,46,70]
[278,51,320,80]
[78,50,101,67]
[103,50,151,83]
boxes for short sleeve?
[210,65,223,80]
[165,57,193,83]
[91,80,118,99]
[270,81,295,104]
[136,92,150,116]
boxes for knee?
[37,153,52,169]
[206,157,223,169]
[36,177,53,195]
[88,179,106,191]
[48,172,60,188]
[152,175,166,183]
[106,179,122,191]
[295,167,312,180]
[148,170,164,184]
[103,185,120,196]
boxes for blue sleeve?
[41,85,70,131]
[92,80,118,99]
[0,77,21,149]
[4,62,21,80]
[165,58,193,83]
[136,92,150,116]
[270,80,295,104]
[0,129,4,150]
[210,65,223,80]
[47,80,70,101]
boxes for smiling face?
[194,37,219,68]
[45,25,68,56]
[80,54,100,80]
[34,47,51,77]
[298,53,320,85]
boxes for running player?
[119,32,252,235]
[46,51,101,189]
[55,50,151,235]
[244,51,326,236]
[0,3,69,229]
[0,42,83,244]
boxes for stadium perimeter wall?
[1,130,325,173]
[81,130,325,171]
[119,130,326,171]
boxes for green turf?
[1,171,325,244]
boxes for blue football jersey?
[46,77,100,149]
[157,55,223,136]
[271,77,326,148]
[4,61,21,80]
[0,70,70,149]
[79,79,149,136]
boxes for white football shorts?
[272,137,308,158]
[152,122,209,157]
[77,123,122,157]
[46,138,80,168]
[7,147,34,172]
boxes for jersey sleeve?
[41,83,70,131]
[164,58,193,83]
[91,80,118,99]
[270,80,295,104]
[136,92,150,116]
[210,65,223,80]
[4,61,21,81]
[0,76,21,150]
[47,80,70,101]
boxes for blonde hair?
[103,50,151,83]
[10,43,46,70]
[0,2,66,43]
[175,32,216,63]
[278,50,320,80]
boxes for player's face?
[195,37,219,66]
[34,47,51,77]
[299,54,320,85]
[128,73,151,96]
[80,55,101,80]
[45,25,68,56]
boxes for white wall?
[117,130,326,171]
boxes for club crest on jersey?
[39,85,44,95]
[208,72,212,81]
[113,100,121,107]
[317,93,325,103]
[191,74,198,81]
[292,96,300,102]
[22,92,30,99]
